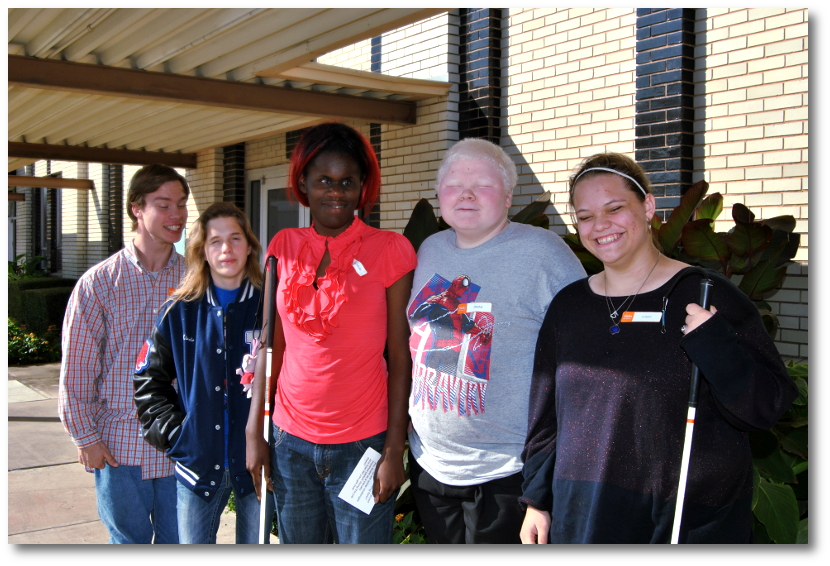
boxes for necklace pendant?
[610,324,620,335]
[610,312,619,320]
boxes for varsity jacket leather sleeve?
[134,319,184,451]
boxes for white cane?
[258,256,277,544]
[670,277,713,544]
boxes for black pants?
[409,457,523,544]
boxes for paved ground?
[7,362,277,544]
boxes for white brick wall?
[503,8,637,235]
[694,8,808,261]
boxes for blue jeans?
[270,425,397,544]
[94,464,178,544]
[176,469,274,544]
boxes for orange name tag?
[457,302,492,314]
[621,311,662,323]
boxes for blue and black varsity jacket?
[134,278,260,502]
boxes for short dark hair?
[287,122,381,214]
[127,164,190,230]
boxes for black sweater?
[521,268,797,543]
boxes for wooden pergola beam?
[8,175,94,190]
[8,55,417,125]
[8,142,198,169]
[8,192,26,201]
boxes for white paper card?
[352,259,368,276]
[337,447,381,515]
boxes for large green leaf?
[796,518,808,544]
[657,179,709,255]
[680,219,732,267]
[695,192,723,221]
[403,198,441,253]
[774,425,808,460]
[512,191,552,224]
[750,429,796,483]
[754,480,799,544]
[738,242,789,299]
[760,215,796,233]
[723,222,772,257]
[732,202,756,224]
[753,515,772,544]
[757,307,778,340]
[752,466,761,510]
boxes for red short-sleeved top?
[266,217,416,444]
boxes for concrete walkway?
[7,362,276,544]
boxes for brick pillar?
[635,8,696,219]
[458,8,502,142]
[363,35,383,228]
[223,143,246,210]
[104,164,124,255]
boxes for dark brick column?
[458,8,502,142]
[635,8,696,218]
[104,164,124,254]
[223,143,246,210]
[363,35,382,228]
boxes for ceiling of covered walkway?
[7,8,450,172]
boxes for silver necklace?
[605,253,661,335]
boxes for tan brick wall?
[693,8,808,357]
[694,8,808,260]
[503,8,638,235]
[378,12,457,231]
[317,38,372,71]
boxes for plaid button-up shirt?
[58,241,185,479]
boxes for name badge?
[458,302,492,313]
[352,259,367,276]
[621,311,662,323]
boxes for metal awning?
[7,8,450,172]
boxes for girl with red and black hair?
[245,122,416,544]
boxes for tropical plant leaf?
[754,479,799,544]
[657,179,708,255]
[753,515,772,544]
[790,376,807,406]
[786,361,808,380]
[774,425,808,460]
[796,518,808,544]
[760,215,796,233]
[403,198,441,253]
[757,308,778,340]
[695,192,723,221]
[752,466,761,510]
[732,202,756,224]
[762,230,801,268]
[512,191,552,224]
[723,222,772,257]
[750,429,796,483]
[680,219,732,267]
[528,215,550,230]
[562,233,603,275]
[738,242,789,299]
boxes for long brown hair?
[170,202,262,304]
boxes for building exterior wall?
[693,8,808,358]
[694,8,808,259]
[502,8,638,234]
[9,9,807,358]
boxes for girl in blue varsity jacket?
[134,202,274,544]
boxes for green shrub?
[19,286,74,335]
[8,276,76,323]
[8,317,61,365]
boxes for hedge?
[8,277,76,322]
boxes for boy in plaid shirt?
[59,164,189,544]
